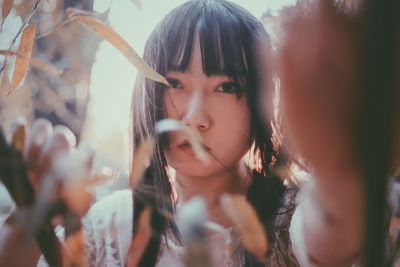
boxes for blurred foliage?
[0,0,100,139]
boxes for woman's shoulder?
[82,189,133,266]
[84,189,133,224]
[83,188,133,237]
[37,190,134,267]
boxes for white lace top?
[37,189,308,267]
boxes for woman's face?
[163,39,251,177]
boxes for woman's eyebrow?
[165,72,184,77]
[207,73,246,81]
[207,71,229,77]
[206,69,246,77]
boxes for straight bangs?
[197,1,259,92]
[148,0,263,94]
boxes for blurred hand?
[0,119,95,267]
[21,118,93,220]
[276,1,362,179]
[276,1,400,179]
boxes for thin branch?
[36,17,75,40]
[0,0,42,75]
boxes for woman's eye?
[166,78,182,89]
[216,82,242,94]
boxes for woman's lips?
[178,142,195,156]
[177,141,210,156]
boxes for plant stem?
[0,0,42,75]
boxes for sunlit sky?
[86,0,295,171]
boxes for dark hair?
[130,1,286,266]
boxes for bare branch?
[0,0,42,75]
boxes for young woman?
[0,0,367,266]
[128,0,297,266]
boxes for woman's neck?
[174,161,251,227]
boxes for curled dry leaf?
[126,207,152,267]
[71,14,169,86]
[177,198,212,267]
[130,138,154,187]
[9,24,36,94]
[1,0,13,29]
[155,119,209,164]
[220,194,268,263]
[175,196,207,241]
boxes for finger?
[38,125,76,177]
[23,119,53,166]
[77,143,95,171]
[9,117,27,152]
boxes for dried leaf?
[130,138,154,187]
[130,0,142,10]
[65,7,91,18]
[0,50,60,77]
[11,124,26,152]
[0,49,15,57]
[155,119,209,164]
[9,24,36,94]
[185,90,202,118]
[176,196,207,240]
[71,15,169,86]
[176,198,212,267]
[126,207,152,267]
[1,0,13,29]
[271,164,301,188]
[184,242,212,267]
[30,57,61,76]
[220,194,268,263]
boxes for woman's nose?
[182,90,211,131]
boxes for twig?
[36,17,75,40]
[0,0,42,75]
